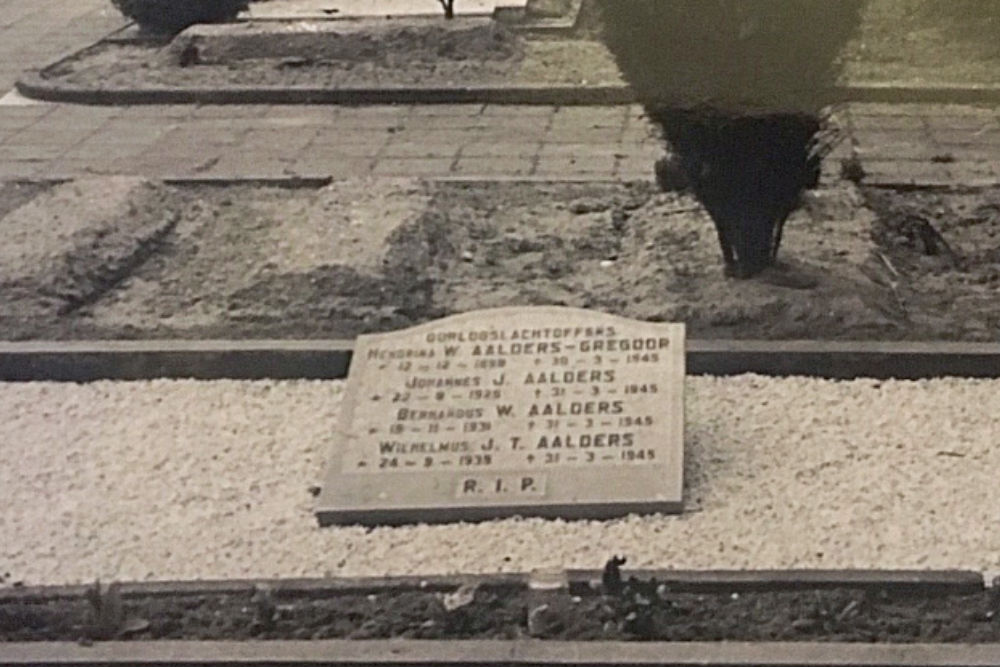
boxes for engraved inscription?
[456,474,547,498]
[342,319,680,477]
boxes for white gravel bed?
[2,374,999,587]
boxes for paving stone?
[550,106,628,128]
[0,144,67,160]
[410,104,486,116]
[936,145,1000,161]
[400,115,492,130]
[460,141,539,157]
[854,138,940,160]
[305,142,386,158]
[0,106,54,120]
[372,157,455,176]
[400,128,501,144]
[118,106,194,120]
[948,160,1000,185]
[240,130,315,155]
[42,158,134,177]
[849,114,926,130]
[289,156,375,177]
[534,154,616,175]
[918,104,1000,117]
[0,160,42,178]
[40,107,122,131]
[543,127,624,144]
[201,153,295,178]
[192,105,274,119]
[931,129,1000,145]
[924,115,1000,130]
[3,126,100,147]
[614,156,657,179]
[482,105,555,117]
[311,128,396,146]
[452,156,533,175]
[83,125,173,145]
[466,126,552,142]
[538,142,625,158]
[381,141,462,159]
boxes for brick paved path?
[0,103,663,180]
[0,0,121,91]
[1,0,999,186]
[3,101,1000,185]
[845,103,1000,188]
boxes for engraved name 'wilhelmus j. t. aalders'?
[316,307,684,525]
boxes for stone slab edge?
[3,639,1000,666]
[243,0,583,33]
[15,68,634,105]
[0,569,984,603]
[501,0,583,34]
[2,339,1000,382]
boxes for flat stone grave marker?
[245,0,526,20]
[316,307,684,525]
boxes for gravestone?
[316,307,684,525]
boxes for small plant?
[601,555,627,595]
[437,0,455,19]
[83,580,149,641]
[840,155,866,184]
[109,0,249,35]
[251,583,278,633]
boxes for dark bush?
[599,0,864,277]
[599,0,864,114]
[110,0,249,35]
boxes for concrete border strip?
[2,339,1000,382]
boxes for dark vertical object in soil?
[601,556,627,595]
[439,0,456,19]
[652,109,824,277]
[599,0,864,278]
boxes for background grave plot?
[2,177,993,342]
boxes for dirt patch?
[81,180,433,339]
[2,178,999,342]
[0,181,50,221]
[167,17,522,66]
[862,187,1000,341]
[0,178,187,336]
[3,580,1000,642]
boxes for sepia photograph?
[1,0,1000,664]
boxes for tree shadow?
[600,0,865,278]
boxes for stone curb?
[0,569,985,603]
[2,340,1000,382]
[3,639,1000,666]
[16,69,635,106]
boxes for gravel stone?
[1,374,999,587]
